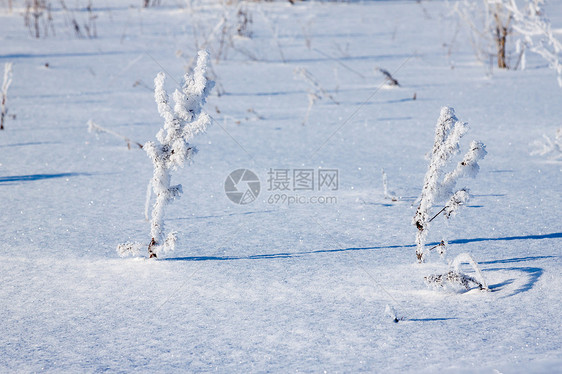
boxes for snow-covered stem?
[117,50,214,259]
[1,62,13,131]
[413,107,486,262]
[440,141,487,198]
[144,50,214,258]
[87,120,143,149]
[144,181,152,221]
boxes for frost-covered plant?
[452,0,515,68]
[506,0,562,86]
[87,120,143,149]
[1,62,13,131]
[118,50,214,259]
[413,107,487,263]
[426,253,489,291]
[531,127,562,160]
[453,0,562,85]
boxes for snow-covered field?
[1,0,561,372]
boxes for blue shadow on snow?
[0,172,91,184]
[166,232,561,262]
[484,267,543,297]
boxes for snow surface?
[1,0,561,372]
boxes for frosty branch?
[426,253,489,291]
[413,107,487,263]
[118,50,214,259]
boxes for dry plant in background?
[453,0,561,85]
[22,0,98,39]
[294,67,339,125]
[143,0,161,7]
[60,0,98,38]
[87,120,143,150]
[24,0,54,38]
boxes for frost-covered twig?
[425,271,483,291]
[118,50,214,259]
[413,107,487,263]
[1,62,13,131]
[87,120,143,149]
[426,252,489,291]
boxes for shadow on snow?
[166,232,561,262]
[0,172,91,184]
[485,267,544,297]
[164,233,559,297]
